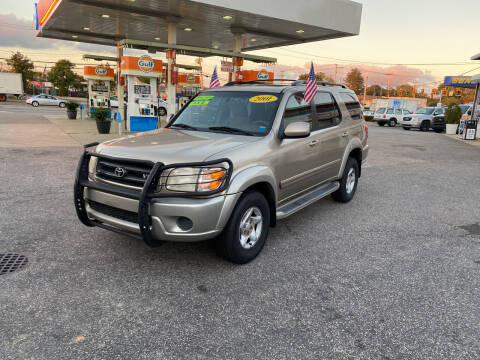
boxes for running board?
[276,182,340,220]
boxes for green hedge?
[364,115,374,122]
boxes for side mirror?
[283,121,311,139]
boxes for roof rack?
[224,79,298,86]
[291,80,347,88]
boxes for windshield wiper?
[208,126,255,136]
[170,123,198,130]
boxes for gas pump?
[177,74,201,108]
[120,55,163,131]
[84,65,114,118]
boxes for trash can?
[463,120,478,140]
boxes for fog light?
[176,217,193,231]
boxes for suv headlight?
[163,163,229,193]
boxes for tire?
[420,121,430,132]
[388,119,396,127]
[378,122,385,127]
[216,191,270,264]
[158,107,167,116]
[403,127,410,131]
[332,157,359,203]
[59,102,66,108]
[32,101,39,107]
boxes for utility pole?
[363,75,368,107]
[386,73,391,98]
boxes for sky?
[2,0,480,91]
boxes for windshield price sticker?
[190,95,215,106]
[249,95,278,103]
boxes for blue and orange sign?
[121,56,163,77]
[444,76,477,88]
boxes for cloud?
[0,14,115,54]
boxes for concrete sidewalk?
[44,114,126,146]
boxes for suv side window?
[283,92,313,129]
[404,109,411,115]
[313,91,341,130]
[339,93,362,120]
[395,109,402,116]
[386,109,394,114]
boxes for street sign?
[221,61,233,73]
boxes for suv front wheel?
[332,157,359,203]
[216,191,270,264]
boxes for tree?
[298,72,334,83]
[345,68,364,94]
[396,84,414,97]
[6,52,34,90]
[47,59,81,96]
[366,85,385,96]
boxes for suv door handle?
[342,132,349,137]
[308,140,319,147]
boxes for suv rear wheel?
[216,191,270,264]
[332,157,359,203]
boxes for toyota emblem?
[114,167,127,178]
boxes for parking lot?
[1,105,480,359]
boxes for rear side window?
[376,108,386,114]
[313,92,341,130]
[386,109,394,114]
[283,92,313,129]
[339,93,362,120]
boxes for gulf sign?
[121,56,163,77]
[242,70,274,83]
[444,76,477,88]
[178,74,201,85]
[84,66,114,80]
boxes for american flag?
[210,66,220,88]
[304,62,317,104]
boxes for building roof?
[36,0,362,54]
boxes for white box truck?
[0,73,23,101]
[372,98,426,113]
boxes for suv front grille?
[89,200,139,223]
[95,158,153,188]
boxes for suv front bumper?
[74,145,235,246]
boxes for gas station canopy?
[36,0,362,55]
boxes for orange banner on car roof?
[84,66,115,80]
[120,56,163,77]
[37,0,61,26]
[178,74,201,85]
[242,70,274,83]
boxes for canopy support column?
[167,21,177,118]
[116,42,124,135]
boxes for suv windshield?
[416,107,435,115]
[169,91,282,136]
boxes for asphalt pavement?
[1,108,480,359]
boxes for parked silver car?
[75,82,369,263]
[26,94,67,107]
[400,106,445,131]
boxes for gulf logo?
[257,70,270,80]
[138,55,154,73]
[95,66,107,75]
